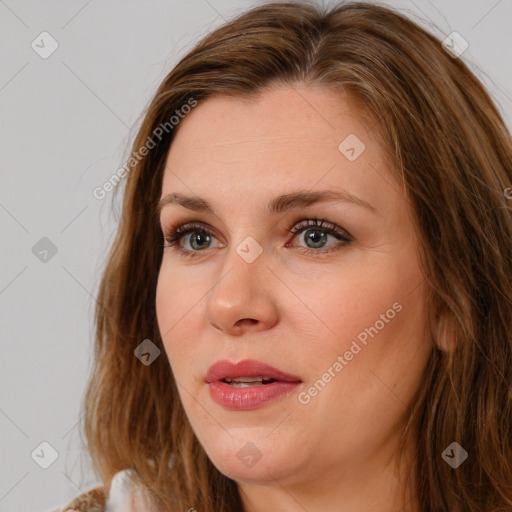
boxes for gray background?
[0,1,510,510]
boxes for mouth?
[220,376,279,387]
[205,359,302,411]
[205,359,302,385]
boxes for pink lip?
[205,359,302,411]
[205,359,302,383]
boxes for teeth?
[223,376,276,387]
[227,381,263,388]
[225,376,264,383]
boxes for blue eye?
[287,219,352,252]
[162,222,222,255]
[162,218,352,258]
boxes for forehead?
[166,84,371,155]
[161,84,389,210]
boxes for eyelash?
[161,218,353,259]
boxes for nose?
[203,242,279,336]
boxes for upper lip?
[205,359,302,383]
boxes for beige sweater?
[48,469,155,512]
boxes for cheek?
[155,264,209,368]
[291,266,419,375]
[155,268,186,359]
[294,269,390,341]
[155,262,202,334]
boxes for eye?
[161,218,353,258]
[286,218,353,254]
[162,222,223,256]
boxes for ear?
[435,314,457,353]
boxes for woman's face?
[156,84,431,490]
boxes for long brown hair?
[80,2,512,511]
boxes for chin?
[200,433,302,484]
[212,450,293,484]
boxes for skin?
[155,83,432,512]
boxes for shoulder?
[55,484,106,512]
[52,469,157,512]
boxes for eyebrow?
[157,189,377,217]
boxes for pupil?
[305,229,327,248]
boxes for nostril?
[236,318,258,327]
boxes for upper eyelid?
[160,217,226,235]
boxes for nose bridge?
[209,234,265,307]
[203,235,277,333]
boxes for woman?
[54,1,512,511]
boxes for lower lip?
[208,380,301,410]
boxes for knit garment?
[47,469,155,512]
